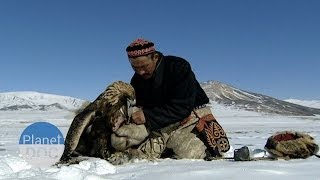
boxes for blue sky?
[0,0,319,101]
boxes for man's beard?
[141,73,152,79]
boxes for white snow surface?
[284,99,320,109]
[0,102,320,179]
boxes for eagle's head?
[100,81,136,132]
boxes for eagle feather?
[59,81,135,163]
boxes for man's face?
[129,54,158,79]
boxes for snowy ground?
[0,104,320,180]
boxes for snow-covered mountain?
[284,99,320,109]
[1,82,319,116]
[0,91,87,111]
[201,81,320,116]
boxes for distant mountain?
[1,83,319,116]
[201,81,320,116]
[0,91,87,111]
[284,99,320,109]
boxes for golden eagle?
[59,81,135,163]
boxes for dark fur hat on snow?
[264,131,319,159]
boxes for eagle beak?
[126,99,136,123]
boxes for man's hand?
[131,110,146,124]
[128,106,145,124]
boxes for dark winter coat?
[130,54,209,131]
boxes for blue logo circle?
[19,121,65,167]
[19,122,64,145]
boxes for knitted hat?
[126,38,156,58]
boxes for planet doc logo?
[19,122,64,167]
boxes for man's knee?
[138,133,166,158]
[167,130,207,159]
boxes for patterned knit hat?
[126,38,156,58]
